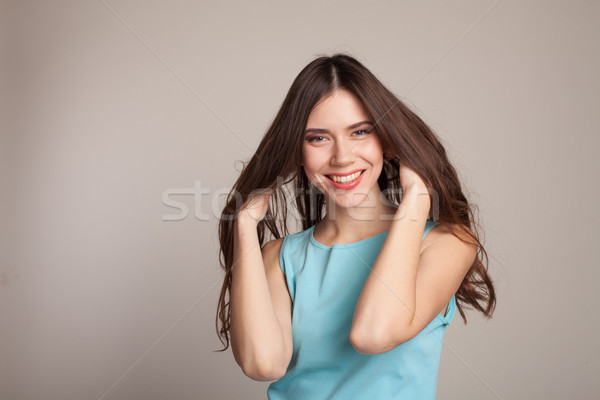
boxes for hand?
[238,189,272,225]
[398,161,428,194]
[398,162,431,218]
[383,148,429,193]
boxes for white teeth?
[330,171,362,183]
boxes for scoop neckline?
[309,225,390,250]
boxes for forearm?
[351,186,431,351]
[230,219,286,377]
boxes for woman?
[215,53,495,399]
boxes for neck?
[319,187,398,239]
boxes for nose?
[331,138,356,166]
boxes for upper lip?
[326,169,364,177]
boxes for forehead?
[306,89,370,127]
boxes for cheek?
[365,139,384,164]
[372,135,384,153]
[300,147,309,166]
[301,147,326,174]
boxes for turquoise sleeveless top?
[267,220,456,400]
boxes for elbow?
[350,324,416,355]
[349,326,388,355]
[231,336,290,381]
[240,357,287,382]
[242,365,284,382]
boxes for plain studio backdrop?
[1,1,598,399]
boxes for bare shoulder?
[261,237,285,267]
[421,222,478,262]
[261,238,283,260]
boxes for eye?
[352,128,373,136]
[305,136,326,143]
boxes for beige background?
[2,0,599,399]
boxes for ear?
[383,150,395,161]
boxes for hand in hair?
[399,161,428,194]
[238,189,273,225]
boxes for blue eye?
[305,136,326,143]
[352,128,372,136]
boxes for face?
[301,89,384,209]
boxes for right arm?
[229,193,293,381]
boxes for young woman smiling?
[215,54,496,399]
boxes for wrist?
[235,213,260,230]
[402,183,429,196]
[396,186,431,220]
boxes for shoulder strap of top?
[440,295,456,324]
[278,235,289,275]
[423,220,439,239]
[277,228,314,301]
[422,220,456,325]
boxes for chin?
[327,190,373,210]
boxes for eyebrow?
[304,120,374,135]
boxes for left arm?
[349,184,476,355]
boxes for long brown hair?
[214,53,495,352]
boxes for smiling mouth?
[326,170,364,183]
